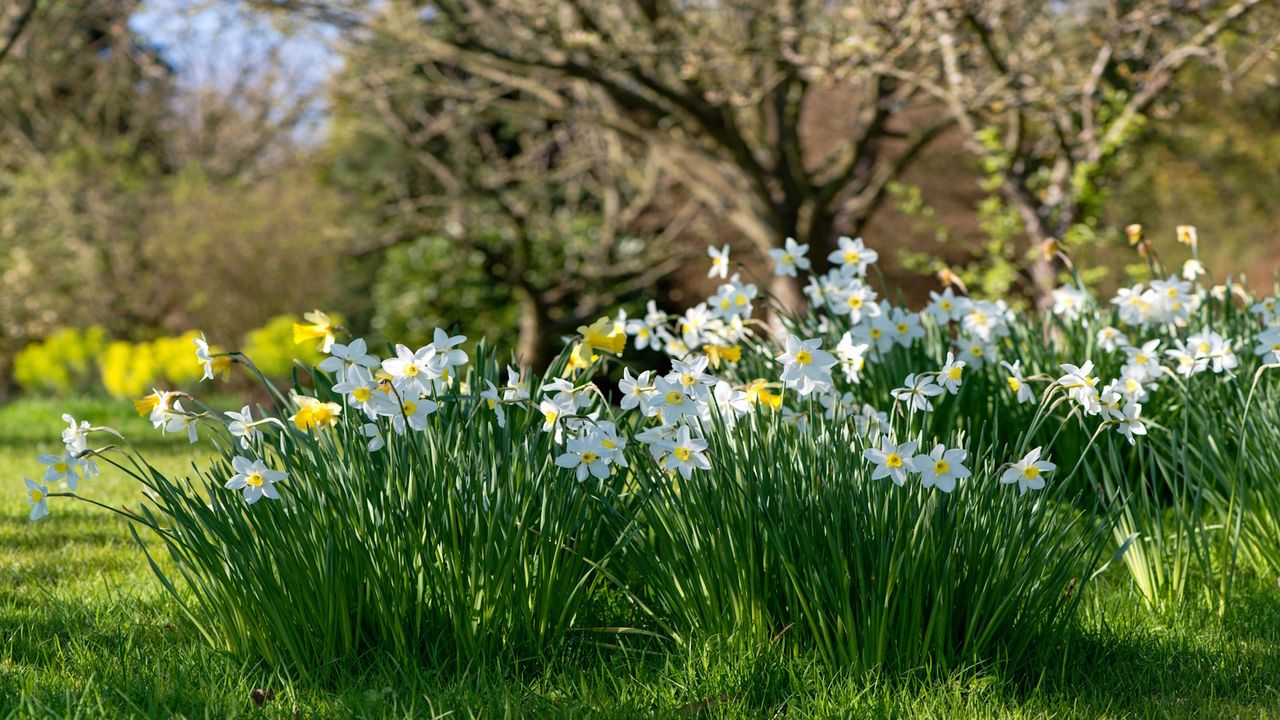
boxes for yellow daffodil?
[703,344,741,369]
[289,394,342,432]
[1176,225,1198,248]
[134,391,162,417]
[578,317,627,356]
[564,342,597,377]
[744,379,783,410]
[292,310,336,352]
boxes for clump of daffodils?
[23,227,1280,520]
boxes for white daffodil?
[1057,362,1101,415]
[1250,296,1279,325]
[60,414,91,454]
[654,376,698,424]
[373,393,436,434]
[538,395,575,442]
[957,336,995,369]
[776,334,836,397]
[555,433,614,481]
[1117,366,1152,403]
[768,237,810,277]
[38,451,83,490]
[707,244,731,279]
[1117,402,1147,445]
[1001,447,1056,495]
[619,368,656,413]
[592,422,629,467]
[838,283,882,325]
[938,352,966,394]
[481,380,506,428]
[1122,340,1163,381]
[1181,259,1205,282]
[428,328,469,378]
[1149,277,1194,323]
[708,380,752,428]
[885,307,925,348]
[24,478,49,521]
[1096,326,1129,353]
[1165,340,1207,378]
[318,338,380,381]
[910,444,970,493]
[1253,326,1280,364]
[864,438,917,486]
[892,373,945,413]
[635,425,676,461]
[1000,360,1035,404]
[224,405,260,449]
[359,422,384,452]
[1052,286,1089,322]
[660,426,711,479]
[926,288,967,324]
[1112,283,1151,326]
[671,303,710,350]
[1098,381,1126,422]
[819,389,857,421]
[671,356,716,394]
[827,236,878,277]
[225,456,287,504]
[333,367,382,419]
[854,404,889,438]
[193,332,231,382]
[501,366,530,402]
[1188,330,1237,375]
[834,333,869,383]
[382,344,439,396]
[161,400,201,443]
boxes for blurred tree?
[325,20,699,366]
[0,0,37,65]
[0,0,346,391]
[925,0,1279,304]
[248,0,959,313]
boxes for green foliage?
[370,234,519,351]
[129,352,623,673]
[629,411,1109,673]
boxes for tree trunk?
[516,287,553,370]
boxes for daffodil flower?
[776,334,836,397]
[827,235,878,277]
[938,352,966,395]
[289,395,342,433]
[225,456,287,504]
[707,244,730,280]
[24,478,49,521]
[767,237,810,277]
[910,445,970,493]
[864,439,917,486]
[1001,447,1056,495]
[292,310,336,352]
[193,333,233,382]
[659,426,710,479]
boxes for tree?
[0,0,37,66]
[924,0,1279,304]
[327,27,697,366]
[247,0,959,311]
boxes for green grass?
[3,396,1280,718]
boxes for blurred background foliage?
[0,0,1277,396]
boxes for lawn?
[3,396,1280,719]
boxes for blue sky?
[130,0,343,140]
